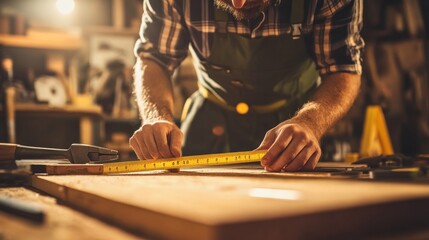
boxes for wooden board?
[29,161,367,176]
[0,187,139,240]
[180,163,365,179]
[29,167,429,240]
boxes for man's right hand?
[129,120,183,160]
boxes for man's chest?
[179,0,314,39]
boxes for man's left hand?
[256,120,321,172]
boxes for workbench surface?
[1,166,429,240]
[0,187,138,240]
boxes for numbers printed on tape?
[103,150,267,174]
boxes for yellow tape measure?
[103,150,267,174]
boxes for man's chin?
[214,0,266,21]
[232,8,263,21]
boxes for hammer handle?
[0,143,70,162]
[0,143,17,162]
[15,145,70,160]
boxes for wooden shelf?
[12,102,104,145]
[14,103,103,117]
[0,33,82,50]
[83,26,139,36]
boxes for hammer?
[0,143,119,169]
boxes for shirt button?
[236,102,249,114]
[231,80,244,87]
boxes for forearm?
[134,57,175,123]
[290,72,361,140]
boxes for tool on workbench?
[0,196,45,223]
[353,154,413,168]
[0,143,119,170]
[352,154,429,180]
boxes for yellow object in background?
[73,94,93,107]
[360,105,394,157]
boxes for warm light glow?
[236,102,249,114]
[248,188,301,201]
[56,0,75,15]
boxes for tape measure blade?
[102,150,267,174]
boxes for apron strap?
[290,0,305,24]
[290,0,309,39]
[214,7,229,34]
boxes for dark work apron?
[181,0,319,155]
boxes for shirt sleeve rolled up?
[311,0,364,75]
[134,0,190,75]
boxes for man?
[130,0,364,172]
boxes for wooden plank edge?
[217,197,429,240]
[31,164,104,175]
[30,164,361,178]
[179,169,359,180]
[30,176,215,240]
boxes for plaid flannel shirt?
[135,0,364,76]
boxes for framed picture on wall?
[88,34,137,117]
[89,34,136,70]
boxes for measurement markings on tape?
[103,150,267,174]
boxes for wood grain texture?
[30,168,429,240]
[42,164,103,175]
[0,187,139,240]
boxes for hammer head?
[69,144,119,164]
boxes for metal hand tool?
[0,195,45,223]
[352,154,429,180]
[0,143,119,169]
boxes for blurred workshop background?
[0,0,428,161]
